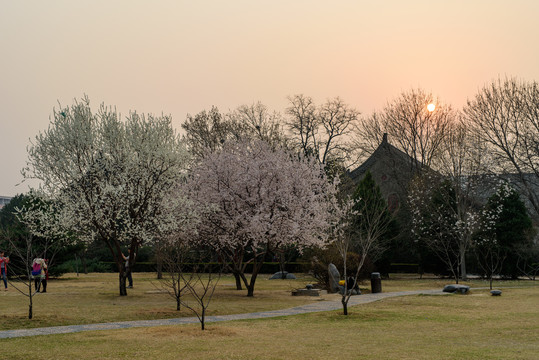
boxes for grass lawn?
[0,272,322,330]
[1,284,537,359]
[1,273,538,359]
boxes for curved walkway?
[0,289,445,339]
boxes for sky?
[1,0,539,196]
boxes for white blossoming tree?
[409,173,480,283]
[473,196,506,289]
[185,140,334,297]
[22,97,190,296]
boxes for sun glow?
[427,103,436,112]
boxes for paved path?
[0,289,445,339]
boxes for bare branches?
[286,95,360,165]
[179,258,222,331]
[354,88,455,171]
[464,77,539,217]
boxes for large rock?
[443,284,470,294]
[269,271,297,280]
[490,290,502,296]
[328,263,341,293]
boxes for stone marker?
[442,284,470,294]
[328,263,341,293]
[490,290,502,296]
[292,284,328,296]
[269,271,297,280]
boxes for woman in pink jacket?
[0,250,9,290]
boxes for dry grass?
[1,272,534,331]
[0,272,320,330]
[2,286,538,359]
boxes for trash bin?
[371,272,382,293]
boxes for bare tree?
[181,107,231,159]
[286,95,360,166]
[353,88,454,171]
[474,234,507,290]
[159,237,192,311]
[179,251,222,331]
[182,102,287,160]
[515,241,539,280]
[332,172,394,315]
[463,77,539,218]
[0,226,64,319]
[228,102,287,149]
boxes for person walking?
[0,250,9,291]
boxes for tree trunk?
[233,272,243,290]
[460,247,467,281]
[342,297,348,316]
[28,283,33,319]
[119,271,127,296]
[246,263,263,297]
[157,261,163,280]
[279,253,286,279]
[201,307,206,330]
[82,253,88,274]
[75,254,80,277]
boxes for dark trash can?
[371,272,382,293]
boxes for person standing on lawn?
[0,250,9,291]
[121,252,136,289]
[41,259,49,293]
[32,257,47,292]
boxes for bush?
[53,258,113,274]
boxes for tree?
[159,237,194,312]
[22,97,190,296]
[177,249,222,331]
[332,171,395,315]
[181,103,286,160]
[434,120,491,280]
[181,106,233,159]
[473,188,508,289]
[463,77,539,218]
[185,140,334,297]
[0,195,69,319]
[286,95,360,166]
[485,183,533,278]
[409,174,480,283]
[228,102,287,149]
[353,88,454,171]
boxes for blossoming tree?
[185,140,335,297]
[22,97,190,295]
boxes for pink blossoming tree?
[185,140,335,297]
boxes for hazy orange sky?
[1,0,539,196]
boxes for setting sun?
[427,103,436,112]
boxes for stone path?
[0,289,445,339]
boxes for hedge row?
[96,261,420,274]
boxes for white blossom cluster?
[21,97,192,256]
